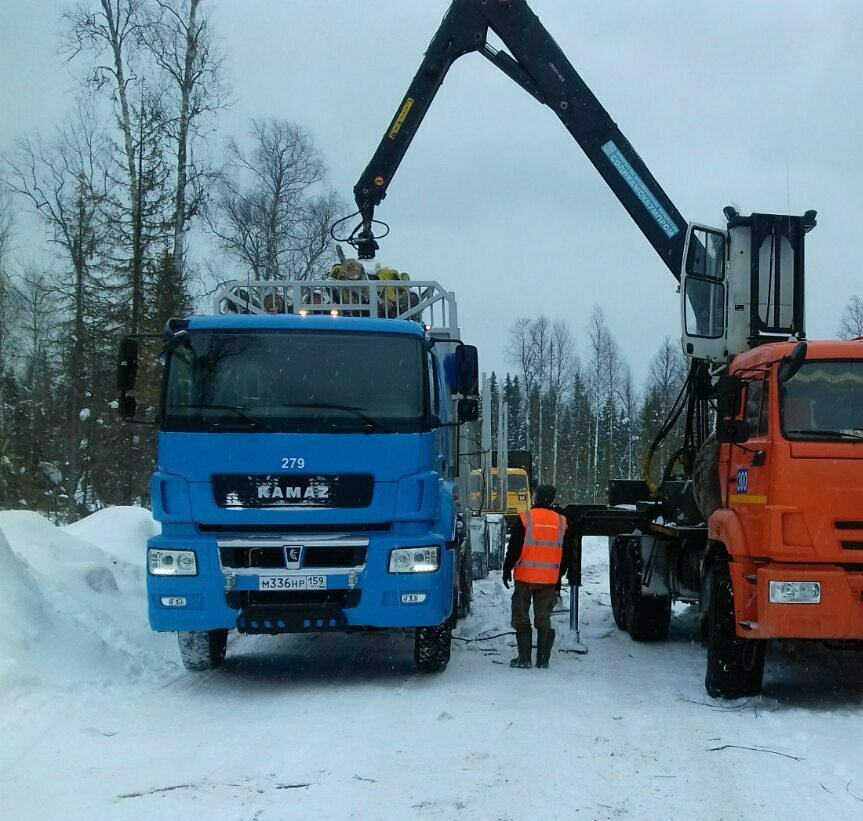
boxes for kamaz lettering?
[257,485,328,500]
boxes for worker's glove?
[566,570,581,587]
[502,569,512,589]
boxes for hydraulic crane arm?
[351,0,687,279]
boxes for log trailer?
[341,0,863,697]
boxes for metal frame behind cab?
[212,279,460,340]
[735,212,808,343]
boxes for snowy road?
[2,510,863,820]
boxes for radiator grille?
[220,544,367,570]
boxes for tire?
[705,563,765,699]
[414,625,452,672]
[624,539,671,642]
[178,629,228,671]
[471,550,488,581]
[609,536,628,631]
[457,549,472,619]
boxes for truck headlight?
[769,581,821,604]
[148,548,198,576]
[389,547,439,574]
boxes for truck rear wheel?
[705,563,765,699]
[457,549,472,619]
[624,540,671,642]
[609,536,628,631]
[178,629,228,671]
[414,625,452,672]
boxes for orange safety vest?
[513,507,566,586]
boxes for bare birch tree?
[207,119,342,281]
[145,0,228,272]
[547,319,575,485]
[63,0,154,332]
[838,295,863,340]
[508,317,538,458]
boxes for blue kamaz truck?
[117,278,479,672]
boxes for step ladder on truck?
[117,275,482,673]
[342,0,863,696]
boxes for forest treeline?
[0,2,861,519]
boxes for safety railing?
[213,279,459,337]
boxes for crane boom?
[352,0,687,278]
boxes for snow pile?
[0,508,176,692]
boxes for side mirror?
[457,398,479,423]
[716,419,750,444]
[711,374,743,418]
[163,329,191,354]
[117,337,139,393]
[117,337,139,419]
[778,340,807,383]
[118,395,137,419]
[454,344,479,396]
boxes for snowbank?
[0,508,175,693]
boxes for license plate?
[258,575,327,591]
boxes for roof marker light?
[299,309,309,317]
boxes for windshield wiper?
[280,402,392,433]
[174,403,274,432]
[787,428,863,441]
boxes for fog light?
[401,593,427,604]
[769,580,821,604]
[149,548,197,576]
[160,596,188,607]
[389,547,439,573]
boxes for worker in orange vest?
[502,484,573,668]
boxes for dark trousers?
[511,581,557,631]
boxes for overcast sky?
[2,1,861,380]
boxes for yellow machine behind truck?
[469,467,531,531]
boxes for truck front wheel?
[624,539,671,642]
[178,629,228,671]
[414,625,452,672]
[705,563,765,699]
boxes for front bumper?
[146,531,454,633]
[731,562,863,639]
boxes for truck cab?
[119,279,479,672]
[712,338,863,641]
[469,467,531,530]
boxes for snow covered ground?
[2,509,863,820]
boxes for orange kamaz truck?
[596,337,863,698]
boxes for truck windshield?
[163,331,427,433]
[507,472,528,491]
[781,360,863,442]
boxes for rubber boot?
[536,628,555,669]
[510,629,533,668]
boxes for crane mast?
[351,0,686,278]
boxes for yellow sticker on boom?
[388,98,414,140]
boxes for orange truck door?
[728,376,773,555]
